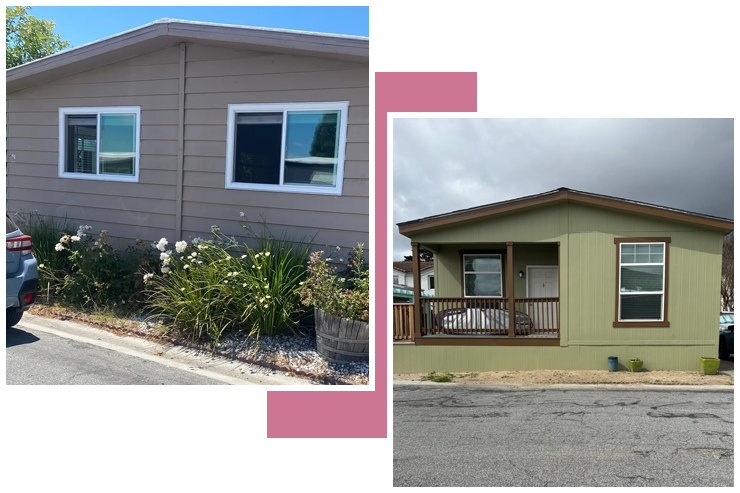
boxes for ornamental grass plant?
[143,220,314,346]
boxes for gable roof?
[393,261,433,273]
[7,18,368,93]
[398,188,734,235]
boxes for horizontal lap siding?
[6,42,369,253]
[7,45,180,243]
[181,43,369,251]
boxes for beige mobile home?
[393,188,733,373]
[6,19,369,251]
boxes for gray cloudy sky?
[393,118,734,260]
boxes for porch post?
[506,242,515,337]
[411,242,422,340]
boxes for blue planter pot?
[608,356,618,372]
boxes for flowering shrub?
[42,225,157,310]
[300,243,369,323]
[143,222,313,346]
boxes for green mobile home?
[393,188,733,373]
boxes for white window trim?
[617,242,666,322]
[463,253,504,298]
[225,101,349,195]
[58,107,141,183]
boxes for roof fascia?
[398,189,733,236]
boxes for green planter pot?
[628,359,643,372]
[700,357,721,375]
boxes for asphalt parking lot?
[394,384,734,487]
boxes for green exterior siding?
[393,344,716,373]
[396,200,726,372]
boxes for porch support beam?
[411,242,422,341]
[506,242,515,337]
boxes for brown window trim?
[459,249,507,297]
[613,237,670,328]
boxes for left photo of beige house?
[6,18,369,251]
[6,12,370,386]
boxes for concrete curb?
[17,313,312,386]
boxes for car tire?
[6,307,23,329]
[719,337,729,360]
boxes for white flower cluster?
[155,238,168,252]
[175,240,188,253]
[77,225,92,237]
[143,273,154,283]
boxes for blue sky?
[29,6,369,47]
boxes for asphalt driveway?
[394,384,734,487]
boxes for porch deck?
[393,296,560,344]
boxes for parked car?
[719,312,733,360]
[6,214,38,328]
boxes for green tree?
[6,6,70,68]
[309,112,339,157]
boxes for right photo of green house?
[392,119,734,376]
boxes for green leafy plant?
[300,243,369,322]
[41,224,156,311]
[422,371,454,383]
[143,217,314,347]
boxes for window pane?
[465,273,502,296]
[283,111,340,187]
[634,244,650,263]
[429,276,435,290]
[99,113,136,175]
[620,265,663,292]
[620,294,662,320]
[649,244,664,263]
[620,244,635,263]
[464,255,501,273]
[66,115,97,173]
[234,112,282,184]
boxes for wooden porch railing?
[393,303,414,340]
[392,297,560,339]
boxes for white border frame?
[58,106,141,183]
[462,253,504,298]
[525,265,559,298]
[225,101,349,195]
[617,242,666,322]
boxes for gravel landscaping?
[29,304,369,385]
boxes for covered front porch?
[394,241,561,345]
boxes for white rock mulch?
[216,329,369,385]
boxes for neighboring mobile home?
[6,19,369,252]
[393,188,733,372]
[393,261,435,295]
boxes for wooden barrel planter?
[314,308,369,363]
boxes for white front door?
[527,267,558,331]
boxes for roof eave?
[398,189,733,236]
[6,20,368,89]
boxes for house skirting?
[393,343,718,373]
